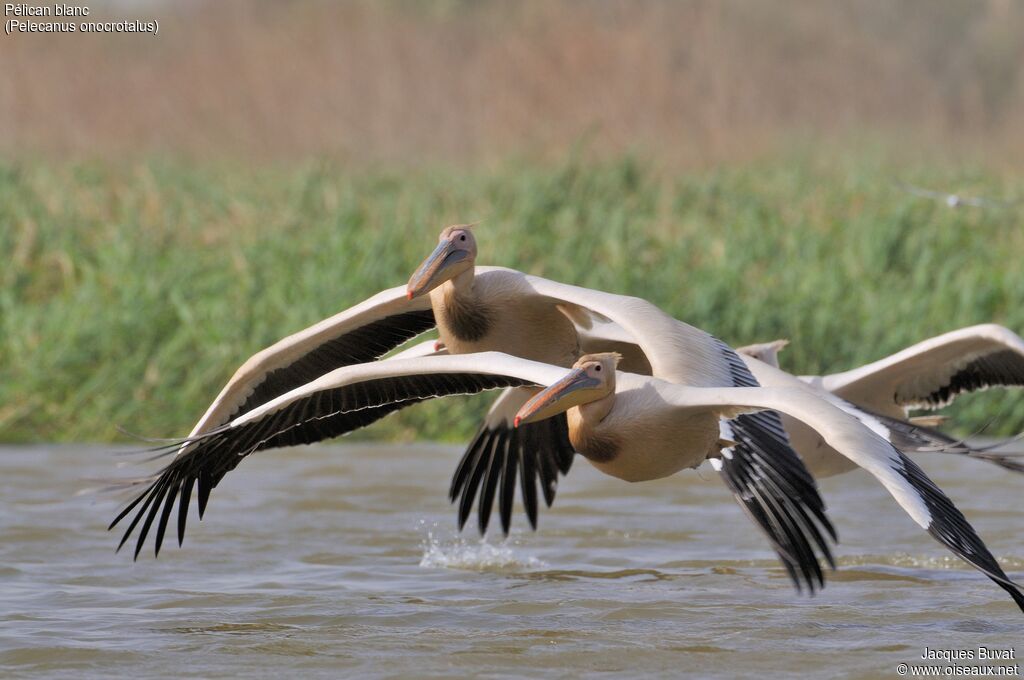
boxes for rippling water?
[2,443,1021,678]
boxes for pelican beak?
[514,368,602,427]
[406,239,471,299]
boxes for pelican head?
[406,225,478,299]
[514,352,621,427]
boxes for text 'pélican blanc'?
[4,4,160,35]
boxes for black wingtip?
[997,581,1024,614]
[867,411,1024,477]
[197,474,212,520]
[477,433,504,536]
[518,431,539,531]
[449,411,575,536]
[898,453,1024,614]
[113,478,164,555]
[498,426,519,537]
[451,424,488,502]
[718,411,837,595]
[552,415,576,476]
[153,484,177,558]
[108,485,150,531]
[967,450,1024,475]
[456,429,494,531]
[133,477,170,561]
[177,476,193,547]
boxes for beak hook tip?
[513,416,522,428]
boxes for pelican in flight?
[895,182,1014,209]
[110,349,1024,611]
[736,324,1024,476]
[409,227,835,581]
[156,226,837,590]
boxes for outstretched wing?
[675,383,1024,613]
[110,353,568,559]
[820,324,1024,415]
[850,407,1024,475]
[181,285,436,450]
[517,275,838,592]
[895,182,950,201]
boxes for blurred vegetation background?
[5,0,1024,164]
[1,0,1023,442]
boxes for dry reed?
[2,0,1023,165]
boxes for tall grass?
[2,151,1023,443]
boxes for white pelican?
[159,226,837,590]
[110,351,1024,610]
[174,228,579,534]
[736,324,1024,476]
[406,228,835,580]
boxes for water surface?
[1,444,1021,678]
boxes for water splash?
[417,521,546,572]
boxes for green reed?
[2,152,1022,443]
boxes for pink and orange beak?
[406,238,472,300]
[514,368,603,427]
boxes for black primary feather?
[518,432,539,529]
[864,409,1024,474]
[911,349,1024,409]
[498,426,519,535]
[458,430,494,530]
[231,310,436,420]
[894,452,1024,613]
[719,413,838,594]
[111,370,531,557]
[477,434,506,534]
[449,412,576,536]
[714,338,837,594]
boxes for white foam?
[417,522,545,572]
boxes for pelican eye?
[459,234,466,241]
[594,365,602,372]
